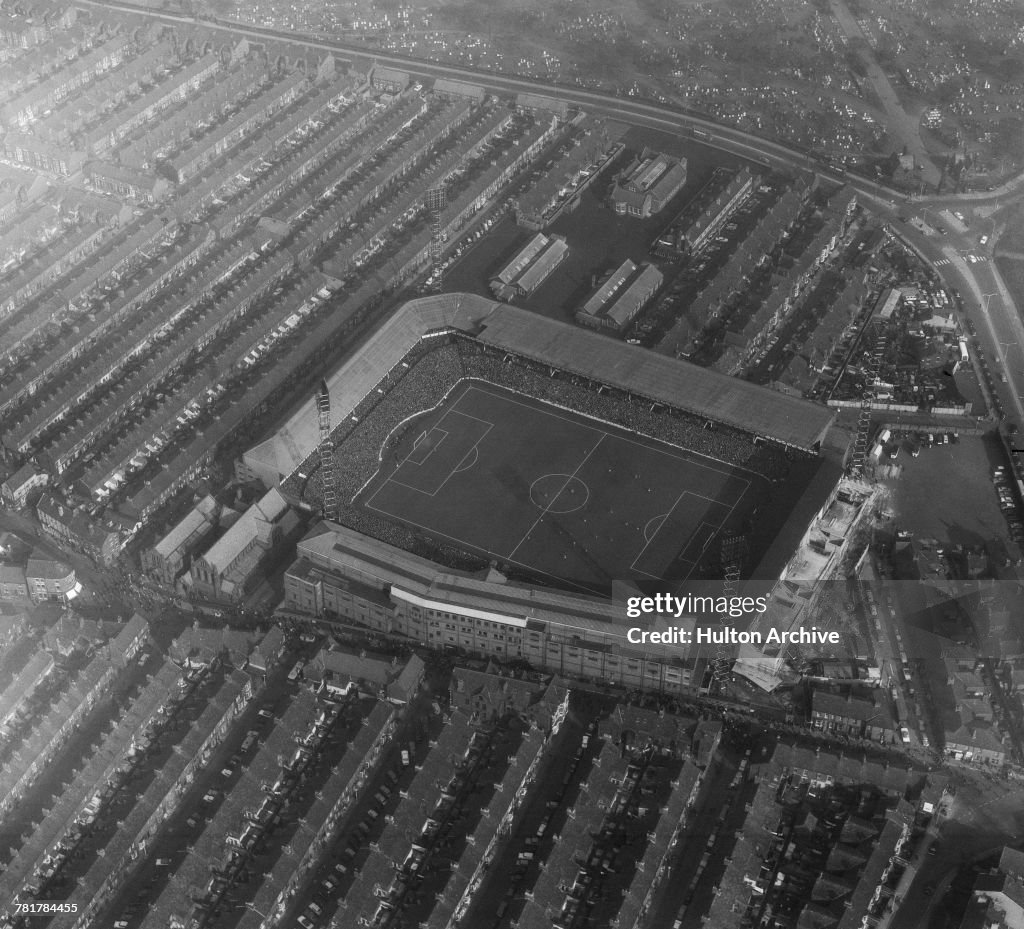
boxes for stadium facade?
[284,522,709,694]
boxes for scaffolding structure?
[316,379,338,521]
[426,184,447,289]
[712,532,748,685]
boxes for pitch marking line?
[632,490,689,572]
[361,498,607,596]
[507,433,606,561]
[386,423,493,499]
[461,382,757,481]
[400,427,449,467]
[383,408,494,498]
[453,446,479,473]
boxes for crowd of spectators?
[283,332,803,570]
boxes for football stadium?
[243,293,838,595]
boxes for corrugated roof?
[515,235,567,293]
[605,263,662,327]
[497,233,548,285]
[583,258,636,317]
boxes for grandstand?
[242,293,835,489]
[240,293,495,487]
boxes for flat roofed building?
[0,565,28,602]
[25,554,78,603]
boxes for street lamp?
[982,292,1000,316]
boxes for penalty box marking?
[380,410,494,499]
[631,487,737,577]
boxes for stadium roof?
[243,293,834,487]
[242,293,496,485]
[477,307,834,449]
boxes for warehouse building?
[490,233,568,300]
[576,260,662,333]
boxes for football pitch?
[359,382,767,594]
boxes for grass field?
[358,382,765,594]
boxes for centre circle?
[529,473,590,514]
